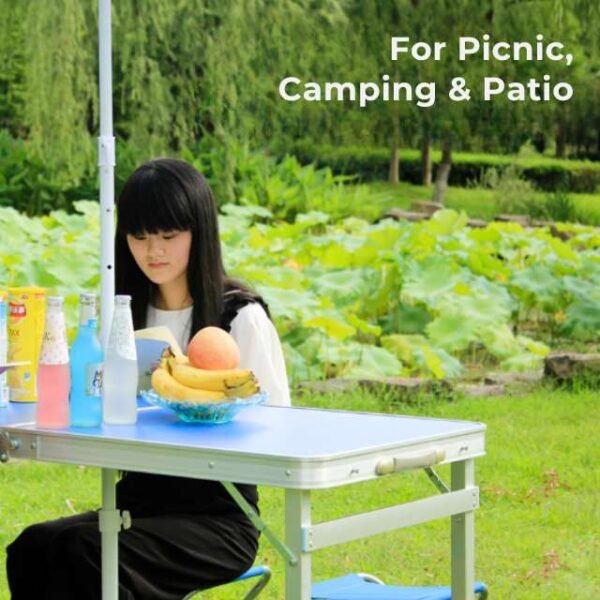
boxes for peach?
[187,326,241,370]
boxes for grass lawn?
[340,180,600,225]
[1,386,598,598]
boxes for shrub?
[542,189,580,223]
[478,166,539,216]
[284,141,600,193]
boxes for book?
[134,326,183,392]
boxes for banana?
[224,378,260,398]
[162,347,189,365]
[168,360,256,391]
[151,367,227,402]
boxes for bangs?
[117,166,193,236]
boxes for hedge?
[286,141,600,193]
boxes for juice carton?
[7,287,46,402]
[0,291,8,406]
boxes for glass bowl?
[140,389,267,424]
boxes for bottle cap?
[47,296,64,307]
[80,293,96,305]
[115,295,132,305]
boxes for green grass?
[1,386,598,599]
[340,180,600,224]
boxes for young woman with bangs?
[6,158,291,599]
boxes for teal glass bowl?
[140,389,267,424]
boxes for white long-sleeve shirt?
[146,303,291,406]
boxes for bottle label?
[39,308,69,365]
[86,363,104,396]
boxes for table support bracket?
[98,508,131,533]
[305,487,478,552]
[424,466,450,494]
[222,480,298,566]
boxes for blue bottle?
[70,293,104,426]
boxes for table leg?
[99,468,119,600]
[451,459,475,600]
[285,489,312,600]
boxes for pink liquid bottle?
[36,296,70,428]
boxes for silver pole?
[99,468,120,600]
[98,2,118,599]
[98,0,115,350]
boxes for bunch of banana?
[150,350,260,403]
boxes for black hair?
[115,157,263,340]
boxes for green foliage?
[0,201,100,339]
[0,131,97,215]
[474,165,592,224]
[542,189,580,223]
[230,206,598,379]
[3,202,597,381]
[1,0,600,196]
[21,0,97,179]
[478,164,539,216]
[0,4,26,132]
[185,138,361,221]
[340,179,600,226]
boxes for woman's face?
[126,230,193,289]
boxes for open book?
[135,326,184,392]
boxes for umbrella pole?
[98,2,118,599]
[98,0,115,350]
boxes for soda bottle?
[36,296,70,428]
[70,293,104,426]
[103,295,138,425]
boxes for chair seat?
[311,574,488,600]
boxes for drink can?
[0,291,8,407]
[7,287,46,402]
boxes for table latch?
[0,431,21,463]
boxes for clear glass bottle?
[70,293,104,427]
[36,296,70,428]
[103,295,138,425]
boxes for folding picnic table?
[1,400,485,600]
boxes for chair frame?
[182,565,272,600]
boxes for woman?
[6,158,291,599]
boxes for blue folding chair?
[183,564,272,599]
[311,573,488,599]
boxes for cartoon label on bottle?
[86,363,104,397]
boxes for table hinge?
[0,432,20,463]
[98,508,132,532]
[221,480,298,566]
[424,467,450,494]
